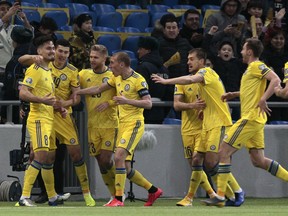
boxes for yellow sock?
[268,160,288,181]
[74,158,90,194]
[227,173,241,192]
[217,163,231,198]
[127,169,152,190]
[42,163,57,199]
[101,169,115,196]
[199,171,215,197]
[22,160,42,197]
[115,168,126,196]
[186,169,202,198]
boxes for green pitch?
[1,198,288,216]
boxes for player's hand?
[221,92,234,102]
[53,97,65,110]
[208,26,218,35]
[151,74,166,84]
[41,93,56,106]
[59,107,68,118]
[32,55,44,65]
[257,99,271,117]
[96,102,109,112]
[192,99,206,110]
[113,95,128,105]
[19,108,25,119]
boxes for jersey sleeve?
[136,76,149,97]
[252,62,271,79]
[174,84,184,95]
[283,62,288,83]
[21,65,41,89]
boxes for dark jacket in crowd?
[179,24,204,48]
[137,50,170,124]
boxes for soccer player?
[18,39,96,206]
[275,61,288,98]
[16,35,58,207]
[151,48,244,207]
[79,45,119,205]
[72,52,163,207]
[202,38,287,207]
[174,81,218,206]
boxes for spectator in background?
[69,13,96,70]
[273,0,288,30]
[0,1,31,85]
[1,26,33,124]
[136,36,169,124]
[261,28,288,122]
[203,26,246,121]
[243,17,265,43]
[204,0,247,57]
[157,14,192,119]
[180,9,204,48]
[242,0,267,24]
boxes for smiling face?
[163,22,179,39]
[38,41,55,62]
[270,33,285,51]
[55,45,69,66]
[218,44,234,61]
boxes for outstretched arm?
[174,94,206,111]
[221,91,240,102]
[151,73,204,85]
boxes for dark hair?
[245,38,264,57]
[183,9,200,20]
[113,52,130,67]
[247,0,264,10]
[55,39,70,48]
[189,48,207,62]
[40,17,58,32]
[34,35,53,49]
[160,13,179,28]
[218,40,234,53]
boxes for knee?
[251,158,264,169]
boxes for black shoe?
[34,194,48,204]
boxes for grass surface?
[1,198,288,216]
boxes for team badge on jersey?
[198,69,207,76]
[105,141,111,147]
[141,81,147,88]
[210,145,216,151]
[258,64,266,70]
[120,138,126,144]
[174,86,178,92]
[70,138,76,144]
[25,77,33,84]
[284,68,288,76]
[60,74,67,81]
[124,84,130,91]
[102,77,109,83]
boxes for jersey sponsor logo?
[25,77,33,84]
[120,138,126,144]
[124,84,130,91]
[60,74,67,81]
[105,141,111,147]
[210,145,216,151]
[70,138,76,144]
[198,69,206,75]
[141,81,147,88]
[102,77,109,83]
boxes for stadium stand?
[124,12,150,32]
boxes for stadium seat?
[38,3,60,8]
[144,27,154,33]
[60,25,73,31]
[116,27,140,33]
[47,0,71,8]
[14,9,40,25]
[93,26,115,32]
[43,11,69,30]
[150,12,171,27]
[97,12,123,31]
[172,5,197,10]
[112,49,136,59]
[201,4,221,15]
[55,32,64,40]
[162,118,181,125]
[20,2,36,7]
[65,3,90,25]
[124,12,149,32]
[130,58,138,70]
[122,35,141,56]
[162,0,179,7]
[97,35,122,56]
[147,4,170,13]
[91,3,115,15]
[118,4,142,9]
[21,0,42,6]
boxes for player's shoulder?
[66,63,78,71]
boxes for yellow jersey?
[21,64,54,121]
[50,62,79,113]
[197,67,232,130]
[283,62,288,83]
[107,71,149,122]
[175,83,202,135]
[240,60,271,124]
[79,68,118,128]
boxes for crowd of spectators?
[1,0,288,124]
